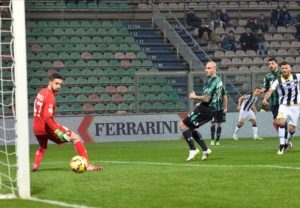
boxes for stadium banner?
[24,112,298,144]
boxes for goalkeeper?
[32,73,103,172]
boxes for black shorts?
[183,104,216,129]
[211,110,226,123]
[271,105,279,120]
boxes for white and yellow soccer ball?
[70,156,87,174]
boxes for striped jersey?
[263,68,281,106]
[240,93,258,111]
[271,74,300,105]
[202,75,224,110]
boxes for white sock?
[234,126,240,134]
[252,126,258,138]
[278,127,285,145]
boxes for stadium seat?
[88,94,100,102]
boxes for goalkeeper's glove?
[54,129,70,142]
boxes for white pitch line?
[96,160,300,171]
[29,197,99,208]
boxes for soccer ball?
[70,156,87,174]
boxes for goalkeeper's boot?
[186,148,200,161]
[210,140,215,145]
[87,164,104,171]
[32,164,39,172]
[201,148,212,161]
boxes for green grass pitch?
[1,138,300,208]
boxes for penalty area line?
[29,197,98,208]
[97,160,300,171]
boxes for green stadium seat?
[146,94,157,101]
[143,60,153,67]
[119,44,129,51]
[76,77,88,84]
[59,22,70,27]
[64,60,75,67]
[48,21,59,27]
[108,44,118,51]
[121,76,133,84]
[93,52,103,59]
[165,102,176,111]
[70,69,82,76]
[131,44,141,51]
[82,37,92,43]
[100,94,111,101]
[77,94,88,102]
[76,28,86,35]
[106,103,118,111]
[93,69,104,75]
[70,86,82,94]
[123,94,135,101]
[119,29,129,35]
[70,52,81,59]
[92,37,103,43]
[53,28,64,35]
[99,77,110,84]
[153,102,164,111]
[125,37,135,43]
[36,53,47,59]
[42,61,52,67]
[99,60,109,67]
[37,37,48,43]
[87,44,97,51]
[70,21,81,27]
[57,104,71,113]
[114,37,124,43]
[60,86,71,94]
[87,60,98,67]
[139,85,150,92]
[75,60,87,67]
[95,103,106,112]
[158,93,168,100]
[175,102,187,111]
[94,86,105,93]
[112,21,123,27]
[108,28,118,35]
[87,28,98,35]
[103,37,113,43]
[82,69,94,75]
[37,21,48,27]
[70,104,82,112]
[56,95,65,103]
[48,37,59,43]
[118,103,129,111]
[137,52,147,59]
[65,95,77,102]
[150,85,162,91]
[110,60,120,67]
[82,86,94,93]
[64,77,76,84]
[103,52,114,59]
[71,37,81,43]
[102,21,112,27]
[53,44,64,51]
[140,102,152,111]
[65,28,75,35]
[162,85,174,92]
[80,21,91,27]
[168,93,181,101]
[87,77,98,84]
[59,69,70,76]
[29,78,41,86]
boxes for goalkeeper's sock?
[74,141,89,163]
[33,147,46,170]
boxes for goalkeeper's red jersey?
[33,88,60,135]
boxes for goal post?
[0,0,30,199]
[13,0,30,198]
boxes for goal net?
[0,0,30,199]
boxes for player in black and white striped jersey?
[263,62,300,155]
[232,87,263,141]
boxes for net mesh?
[0,0,17,198]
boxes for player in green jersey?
[263,57,281,131]
[179,61,224,161]
[210,86,227,146]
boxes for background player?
[232,87,263,141]
[210,86,227,146]
[32,73,103,172]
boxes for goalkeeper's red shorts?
[35,125,72,149]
